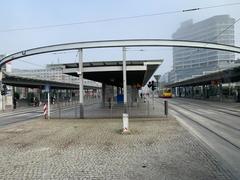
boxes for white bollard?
[122,113,129,133]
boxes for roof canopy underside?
[62,60,163,87]
[2,73,97,89]
[166,65,240,87]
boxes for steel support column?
[102,83,106,107]
[123,47,127,113]
[78,49,84,118]
[191,86,194,98]
[202,85,205,99]
[219,82,223,102]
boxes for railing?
[50,96,165,119]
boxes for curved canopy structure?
[1,39,240,67]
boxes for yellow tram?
[159,88,172,98]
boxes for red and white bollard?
[43,103,48,119]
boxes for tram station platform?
[0,114,235,179]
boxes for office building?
[172,15,235,81]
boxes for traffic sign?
[44,84,50,92]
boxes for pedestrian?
[43,103,48,119]
[33,97,36,107]
[35,97,39,106]
[13,97,17,110]
[108,97,112,109]
[236,89,240,102]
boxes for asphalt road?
[155,97,240,178]
[0,100,96,127]
[0,107,43,126]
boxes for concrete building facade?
[11,64,101,88]
[172,15,235,81]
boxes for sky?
[0,0,240,76]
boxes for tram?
[159,88,172,98]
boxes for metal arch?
[1,39,240,67]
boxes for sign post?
[45,84,50,119]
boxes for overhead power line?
[182,8,200,12]
[212,17,240,41]
[18,59,45,68]
[177,16,240,63]
[1,2,240,32]
[200,2,240,10]
[74,51,79,63]
[0,10,180,32]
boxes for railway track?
[172,98,240,118]
[168,100,240,132]
[155,98,240,151]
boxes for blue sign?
[44,84,50,92]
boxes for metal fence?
[50,96,165,119]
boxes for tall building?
[172,15,235,81]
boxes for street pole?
[123,47,127,114]
[122,47,129,133]
[152,89,154,110]
[47,92,50,119]
[78,49,84,118]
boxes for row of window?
[174,60,223,70]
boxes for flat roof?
[2,72,98,89]
[61,60,163,87]
[166,65,240,87]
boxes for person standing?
[13,97,17,110]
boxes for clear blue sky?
[0,0,240,75]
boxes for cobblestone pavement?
[0,118,235,180]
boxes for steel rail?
[155,99,240,150]
[1,39,240,67]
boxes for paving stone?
[0,118,235,180]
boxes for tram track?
[170,105,240,151]
[167,101,240,132]
[172,98,240,117]
[155,98,240,151]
